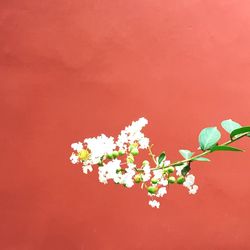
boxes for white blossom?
[98,159,121,184]
[149,200,160,208]
[138,137,150,149]
[85,134,116,163]
[164,160,171,167]
[116,131,129,150]
[183,174,195,188]
[189,185,199,194]
[141,164,151,181]
[156,187,167,197]
[70,153,79,164]
[153,169,163,180]
[116,117,149,150]
[159,178,168,186]
[121,165,136,188]
[82,165,93,174]
[71,142,83,152]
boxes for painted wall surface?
[1,1,250,249]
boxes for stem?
[146,132,249,172]
[148,145,158,165]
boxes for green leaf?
[199,127,221,151]
[221,119,241,133]
[210,145,244,152]
[179,149,194,159]
[158,152,166,165]
[193,157,210,162]
[174,162,186,166]
[230,126,250,139]
[181,164,191,176]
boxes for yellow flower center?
[78,149,90,161]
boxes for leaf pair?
[198,119,250,152]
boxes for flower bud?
[142,160,149,166]
[118,150,125,156]
[168,176,176,184]
[147,186,158,194]
[112,151,119,158]
[151,178,158,184]
[134,174,142,183]
[107,153,113,159]
[166,166,174,173]
[129,143,138,151]
[131,148,139,156]
[177,176,185,184]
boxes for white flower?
[121,166,136,188]
[153,169,163,180]
[116,117,149,150]
[140,164,151,181]
[149,200,160,208]
[113,173,123,184]
[98,159,121,184]
[159,178,168,186]
[142,173,151,182]
[156,187,167,197]
[71,142,83,152]
[183,174,195,188]
[82,165,93,174]
[116,130,129,150]
[85,134,116,163]
[189,185,198,194]
[70,153,79,164]
[143,164,151,174]
[138,137,150,149]
[122,175,134,188]
[164,160,171,167]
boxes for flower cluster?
[70,118,199,208]
[70,117,250,208]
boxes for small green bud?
[166,166,175,173]
[134,174,142,183]
[112,151,119,158]
[142,160,149,166]
[168,176,176,184]
[147,186,158,194]
[107,153,113,159]
[129,143,138,151]
[151,178,158,184]
[177,176,185,184]
[131,148,139,156]
[118,150,125,156]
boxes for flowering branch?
[69,118,250,208]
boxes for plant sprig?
[70,117,250,208]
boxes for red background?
[1,0,250,249]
